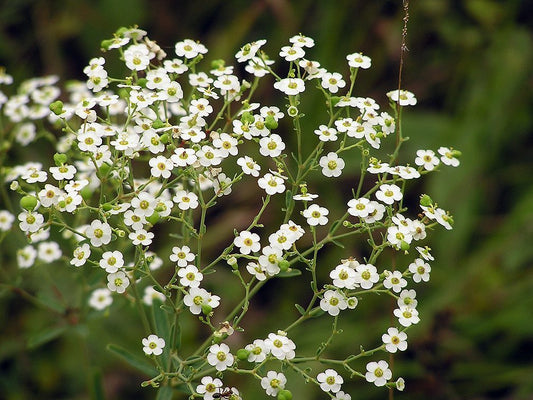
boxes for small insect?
[213,387,233,399]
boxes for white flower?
[178,265,203,288]
[246,262,268,281]
[330,262,357,289]
[317,368,343,393]
[261,371,286,397]
[320,290,348,316]
[233,230,261,255]
[206,343,234,371]
[107,271,130,294]
[259,134,285,158]
[37,241,62,263]
[302,204,329,226]
[383,270,408,293]
[183,287,220,315]
[333,390,352,400]
[354,263,379,289]
[289,34,315,48]
[398,289,418,309]
[346,52,371,69]
[409,258,431,282]
[173,190,199,210]
[375,184,402,205]
[244,339,268,363]
[347,197,374,218]
[416,246,434,261]
[142,334,165,356]
[88,288,113,310]
[18,211,44,233]
[237,156,261,177]
[365,360,392,386]
[129,229,154,246]
[321,72,346,93]
[149,155,173,179]
[17,245,37,268]
[438,146,460,167]
[170,245,196,267]
[213,132,239,157]
[175,39,207,59]
[279,45,305,61]
[258,173,286,195]
[0,210,14,231]
[70,243,91,267]
[264,332,296,360]
[196,376,223,400]
[415,149,440,171]
[86,219,112,247]
[382,327,408,353]
[99,250,124,273]
[235,39,266,62]
[394,306,420,327]
[387,89,417,106]
[273,78,305,95]
[319,152,345,177]
[314,124,338,142]
[258,245,282,276]
[49,164,77,180]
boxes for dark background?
[1,0,532,399]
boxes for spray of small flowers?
[0,24,461,399]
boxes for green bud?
[102,203,113,211]
[264,115,278,130]
[278,260,290,272]
[116,27,129,36]
[236,348,250,361]
[146,211,160,225]
[452,149,462,158]
[211,59,225,69]
[152,119,165,129]
[53,153,68,166]
[419,194,433,207]
[277,389,293,400]
[400,240,410,252]
[160,133,169,144]
[137,78,147,88]
[49,100,64,116]
[100,39,114,50]
[201,304,213,315]
[20,195,38,211]
[240,111,255,125]
[116,229,126,238]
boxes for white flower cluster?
[0,27,462,398]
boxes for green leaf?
[277,269,302,278]
[155,385,173,400]
[90,368,106,400]
[27,325,67,349]
[107,343,158,376]
[152,299,170,365]
[294,303,306,315]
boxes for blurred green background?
[1,0,532,399]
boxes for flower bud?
[137,78,147,88]
[211,59,225,69]
[102,203,113,211]
[53,153,68,167]
[146,211,160,225]
[236,348,250,361]
[49,100,64,116]
[20,195,38,211]
[160,133,169,144]
[264,115,278,130]
[116,229,126,238]
[152,119,165,129]
[277,389,293,400]
[419,194,433,207]
[400,240,410,252]
[201,304,213,315]
[10,181,19,191]
[278,260,290,272]
[240,111,255,125]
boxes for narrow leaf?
[27,325,67,349]
[156,386,173,400]
[294,304,306,315]
[107,343,158,376]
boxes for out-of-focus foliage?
[0,1,532,399]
